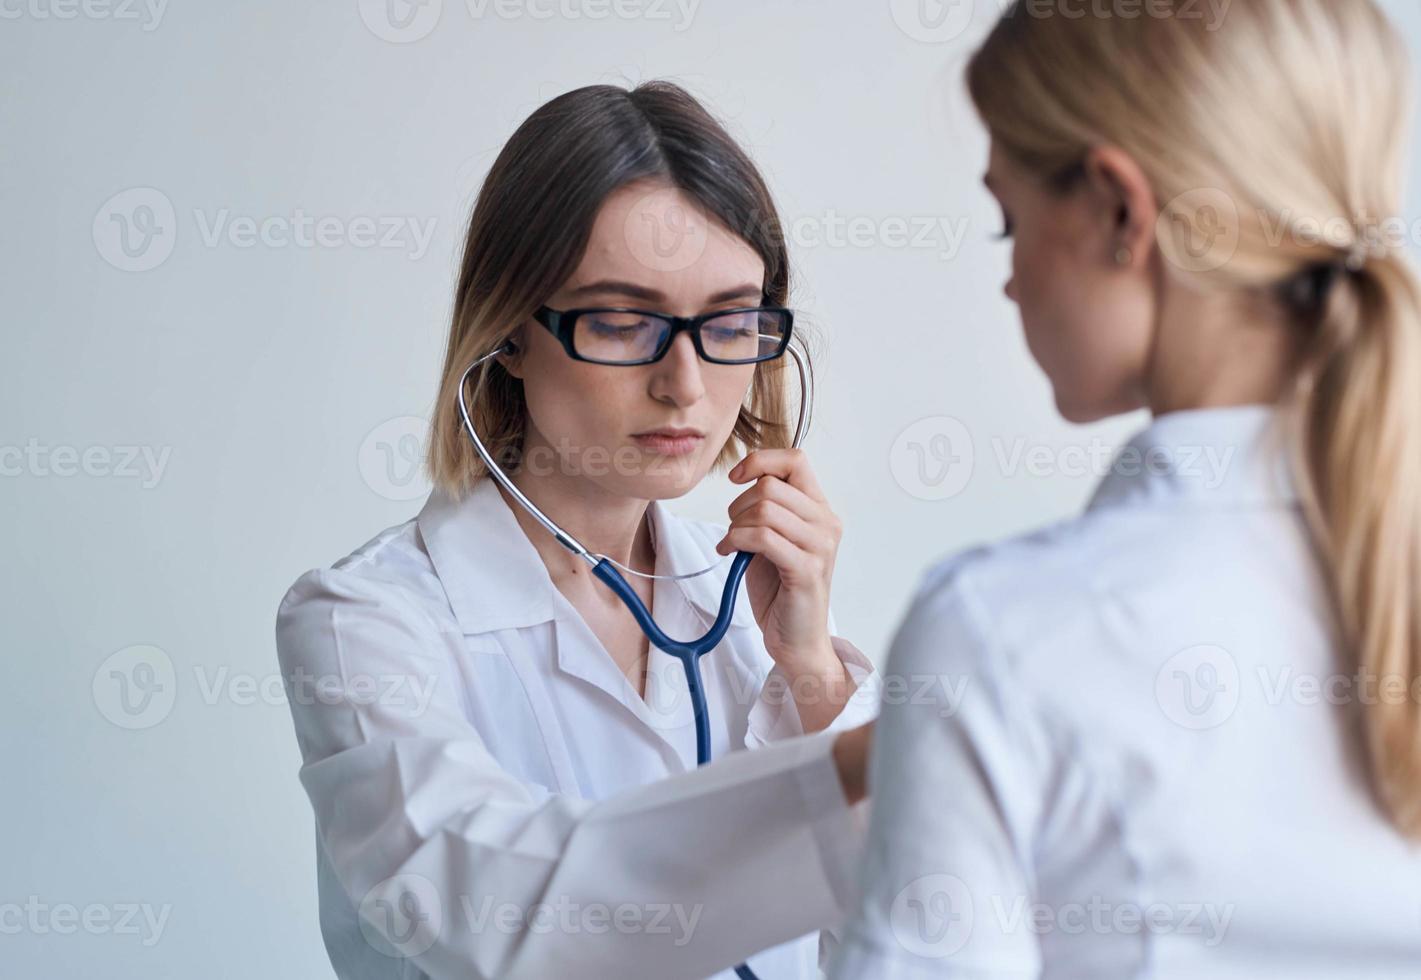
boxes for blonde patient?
[833,0,1421,976]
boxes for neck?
[1144,277,1299,415]
[496,430,655,580]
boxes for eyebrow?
[564,279,764,306]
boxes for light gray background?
[5,1,1420,976]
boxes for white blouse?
[276,476,879,980]
[831,405,1421,979]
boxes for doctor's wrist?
[768,632,837,676]
[774,639,856,733]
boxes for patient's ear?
[1081,145,1158,270]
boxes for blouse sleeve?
[275,565,863,980]
[827,559,1047,979]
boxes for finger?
[729,448,827,503]
[715,525,825,583]
[728,476,842,551]
[727,474,826,526]
[724,497,824,554]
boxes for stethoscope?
[457,337,810,980]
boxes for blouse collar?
[1086,404,1299,514]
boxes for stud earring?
[1115,246,1133,266]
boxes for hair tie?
[1344,221,1394,272]
[1283,261,1342,316]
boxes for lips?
[633,427,704,439]
[632,427,705,457]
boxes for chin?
[1053,391,1111,425]
[1054,383,1145,425]
[613,458,709,500]
[629,477,702,502]
[645,483,697,501]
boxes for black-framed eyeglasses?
[532,305,794,366]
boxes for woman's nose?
[649,332,706,406]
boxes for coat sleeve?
[736,606,880,972]
[275,565,862,980]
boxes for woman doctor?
[276,81,878,980]
[832,0,1421,976]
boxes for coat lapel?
[417,479,754,772]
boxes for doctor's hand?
[715,448,843,673]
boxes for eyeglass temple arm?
[457,341,812,567]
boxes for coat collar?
[1085,404,1299,513]
[417,478,756,765]
[416,477,754,637]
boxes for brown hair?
[426,81,810,499]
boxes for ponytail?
[1288,246,1421,836]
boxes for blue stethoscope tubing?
[457,337,810,980]
[589,550,753,765]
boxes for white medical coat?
[276,476,879,979]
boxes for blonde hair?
[426,81,806,500]
[969,0,1421,836]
